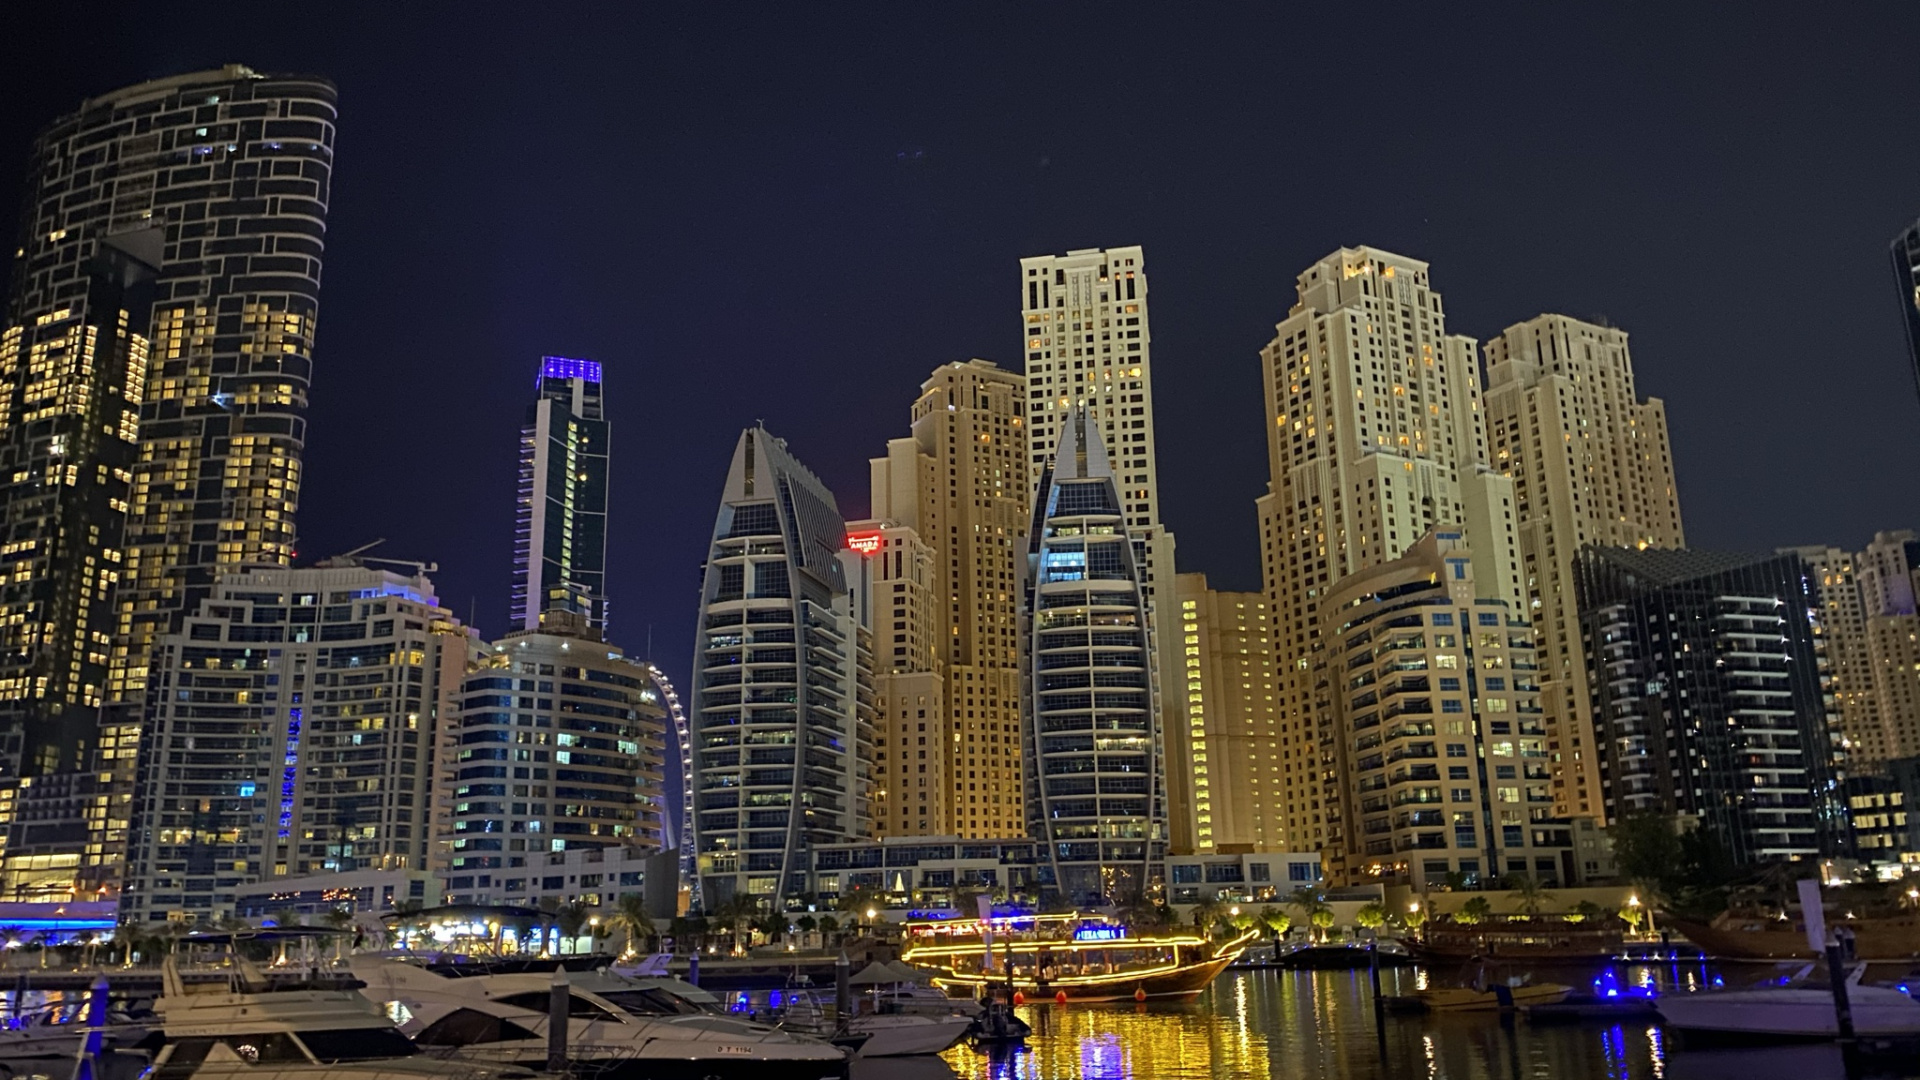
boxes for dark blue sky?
[5,4,1918,694]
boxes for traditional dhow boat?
[899,913,1258,1002]
[1404,919,1625,962]
[1665,910,1920,962]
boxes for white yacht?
[351,958,849,1080]
[1656,967,1920,1038]
[142,956,536,1080]
[0,996,151,1074]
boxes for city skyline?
[1,7,1912,680]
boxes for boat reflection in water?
[903,963,1910,1080]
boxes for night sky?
[4,5,1917,697]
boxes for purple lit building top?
[540,355,602,384]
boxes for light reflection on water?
[847,966,1920,1080]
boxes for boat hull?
[1666,915,1920,962]
[850,1015,975,1056]
[1395,983,1573,1012]
[1657,987,1920,1038]
[933,946,1246,1003]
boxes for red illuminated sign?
[847,531,883,556]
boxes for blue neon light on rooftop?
[540,356,602,384]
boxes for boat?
[970,999,1032,1045]
[351,957,850,1079]
[729,983,973,1057]
[1403,918,1624,962]
[898,912,1259,1002]
[1386,979,1573,1012]
[1656,966,1920,1038]
[1268,940,1414,970]
[1525,967,1660,1023]
[1666,910,1920,962]
[0,995,152,1071]
[142,954,536,1080]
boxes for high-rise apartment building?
[78,68,338,715]
[1328,531,1571,890]
[440,611,666,907]
[1020,248,1180,814]
[0,233,158,780]
[122,561,473,923]
[1857,531,1920,761]
[1484,315,1684,819]
[689,426,874,904]
[868,359,1027,838]
[1171,573,1279,853]
[1892,219,1920,405]
[1576,546,1847,864]
[1257,247,1522,882]
[843,521,947,837]
[511,356,609,631]
[1791,544,1882,765]
[1022,409,1165,906]
[0,65,336,899]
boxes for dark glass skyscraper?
[689,426,873,906]
[0,67,335,897]
[1576,546,1848,864]
[511,356,609,631]
[1892,219,1920,405]
[1023,408,1165,907]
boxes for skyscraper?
[88,67,339,715]
[1328,530,1570,890]
[1020,248,1180,812]
[1257,247,1522,882]
[0,65,335,899]
[1484,315,1685,819]
[1788,544,1885,766]
[511,356,609,631]
[123,560,473,923]
[1856,531,1920,761]
[869,359,1027,838]
[440,610,666,907]
[689,426,873,905]
[1576,546,1847,863]
[1892,219,1920,405]
[1023,408,1164,906]
[842,520,947,837]
[1170,573,1279,853]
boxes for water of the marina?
[851,964,1920,1080]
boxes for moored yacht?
[1656,966,1920,1038]
[351,958,849,1080]
[143,956,535,1080]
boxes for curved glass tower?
[690,426,872,906]
[1023,408,1165,907]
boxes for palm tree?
[1259,907,1292,942]
[1402,902,1429,940]
[817,915,841,947]
[1355,902,1388,934]
[795,914,819,948]
[1188,898,1227,937]
[1309,907,1336,942]
[556,901,593,954]
[1507,874,1549,918]
[710,894,763,955]
[1456,896,1493,926]
[1115,889,1168,930]
[608,894,656,958]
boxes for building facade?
[1019,249,1180,824]
[1170,573,1279,853]
[1576,547,1848,864]
[122,562,473,923]
[1022,408,1165,906]
[1484,315,1685,821]
[511,356,609,631]
[1257,247,1522,882]
[843,521,948,838]
[1788,545,1883,766]
[689,426,874,905]
[1892,218,1920,406]
[439,613,666,906]
[1856,531,1920,762]
[1326,531,1573,891]
[868,359,1027,838]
